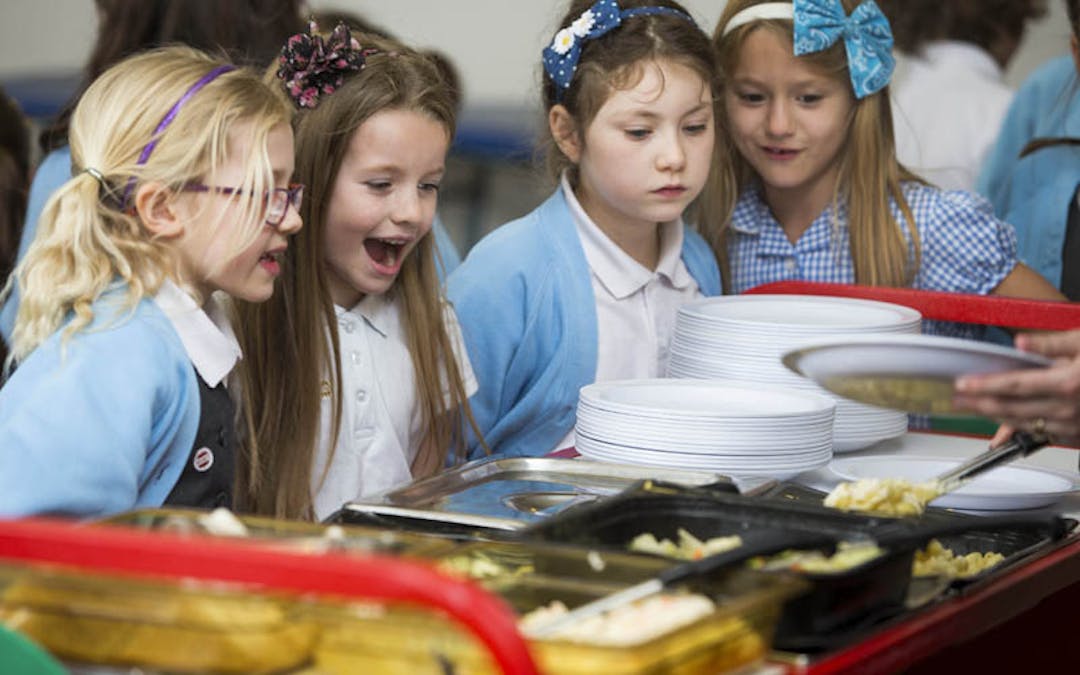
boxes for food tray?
[314,565,803,675]
[517,486,1073,652]
[0,564,320,673]
[101,507,458,558]
[0,518,537,675]
[348,456,734,525]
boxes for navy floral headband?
[277,21,379,109]
[543,0,697,99]
[722,0,894,99]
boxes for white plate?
[829,455,1079,510]
[678,295,921,331]
[782,334,1053,414]
[580,379,836,418]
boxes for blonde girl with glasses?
[0,46,301,517]
[232,24,482,520]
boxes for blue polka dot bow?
[793,0,894,99]
[542,0,696,99]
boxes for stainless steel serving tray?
[329,457,733,533]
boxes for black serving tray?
[516,482,1073,652]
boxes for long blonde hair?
[232,31,484,519]
[2,46,291,364]
[701,0,922,289]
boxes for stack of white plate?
[575,379,836,479]
[667,295,921,452]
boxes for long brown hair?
[233,31,483,519]
[702,0,922,289]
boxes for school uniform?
[0,280,241,517]
[447,178,723,460]
[977,56,1080,297]
[311,292,477,521]
[892,41,1014,192]
[726,182,1019,338]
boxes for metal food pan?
[370,456,734,520]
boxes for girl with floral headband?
[0,46,301,517]
[448,0,722,458]
[703,0,1064,337]
[233,24,482,520]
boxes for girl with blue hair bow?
[702,0,1064,337]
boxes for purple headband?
[121,64,237,208]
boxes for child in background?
[978,0,1080,300]
[233,24,480,520]
[879,0,1047,192]
[448,0,722,459]
[704,0,1063,337]
[0,46,301,517]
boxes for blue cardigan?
[0,293,201,517]
[447,189,722,459]
[977,56,1080,290]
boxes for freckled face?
[322,109,449,308]
[574,57,715,235]
[724,28,855,213]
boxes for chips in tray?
[0,567,317,673]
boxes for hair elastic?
[121,64,237,208]
[82,167,106,187]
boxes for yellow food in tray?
[914,539,1004,578]
[0,569,317,674]
[518,593,717,647]
[751,541,885,574]
[824,478,947,517]
[629,529,743,560]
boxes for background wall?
[0,1,1073,253]
[1,0,1073,108]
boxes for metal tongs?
[933,430,1052,493]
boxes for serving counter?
[0,431,1077,673]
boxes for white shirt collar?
[152,280,242,387]
[560,173,690,299]
[338,293,392,338]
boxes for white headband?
[722,2,794,36]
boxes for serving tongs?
[932,430,1052,494]
[521,528,836,639]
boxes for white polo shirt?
[311,292,477,520]
[554,175,704,451]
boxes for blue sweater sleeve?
[0,305,199,518]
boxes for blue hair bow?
[542,0,696,98]
[793,0,894,99]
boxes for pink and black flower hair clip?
[277,21,378,109]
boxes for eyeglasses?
[183,183,304,228]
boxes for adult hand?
[953,329,1080,447]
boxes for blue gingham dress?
[726,182,1019,338]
